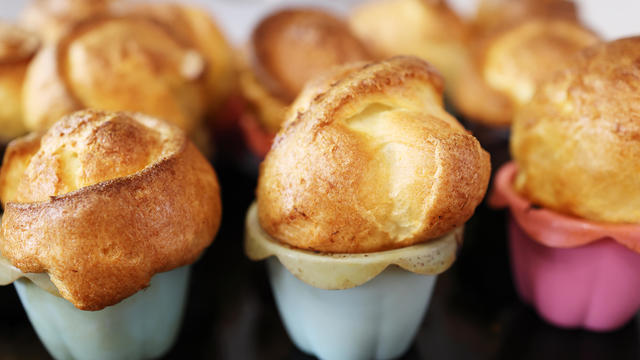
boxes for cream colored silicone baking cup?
[0,254,60,296]
[245,202,463,290]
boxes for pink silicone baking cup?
[237,111,274,160]
[491,162,640,331]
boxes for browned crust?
[22,15,207,134]
[257,56,490,253]
[0,110,221,310]
[250,8,371,104]
[512,37,640,224]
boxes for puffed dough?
[512,37,640,224]
[0,110,221,310]
[258,56,490,253]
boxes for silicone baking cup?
[491,162,640,331]
[0,255,189,360]
[245,203,462,360]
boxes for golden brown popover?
[349,0,468,91]
[257,56,490,253]
[512,37,640,224]
[450,0,599,126]
[22,16,207,134]
[239,8,371,133]
[0,22,39,142]
[0,109,221,310]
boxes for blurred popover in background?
[124,2,236,119]
[450,0,600,127]
[19,0,234,155]
[22,15,208,134]
[237,7,372,155]
[0,22,39,144]
[349,0,468,95]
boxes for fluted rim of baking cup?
[490,162,640,252]
[244,202,462,290]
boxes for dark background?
[0,129,638,360]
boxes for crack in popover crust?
[0,110,221,310]
[257,56,490,253]
[512,37,640,224]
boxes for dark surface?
[0,136,638,360]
